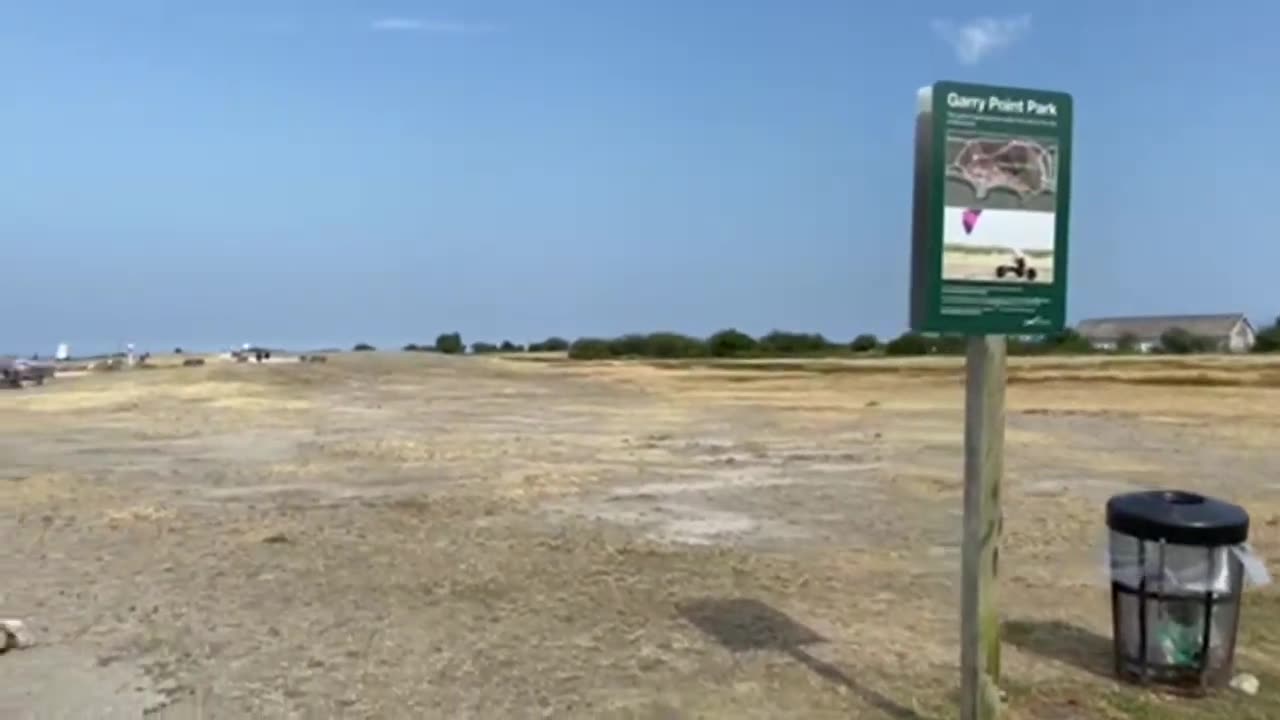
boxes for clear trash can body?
[1106,491,1255,693]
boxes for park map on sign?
[946,138,1057,200]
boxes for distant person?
[1010,248,1027,275]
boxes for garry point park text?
[944,92,1062,118]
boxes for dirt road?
[3,354,1280,718]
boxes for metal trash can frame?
[1106,490,1253,693]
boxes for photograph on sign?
[941,207,1055,284]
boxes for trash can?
[1106,490,1262,692]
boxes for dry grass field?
[4,352,1280,718]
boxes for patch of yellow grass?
[6,371,317,419]
[7,385,152,413]
[316,437,480,464]
[1,472,115,509]
[892,467,963,497]
[205,395,312,411]
[489,465,603,500]
[104,504,176,524]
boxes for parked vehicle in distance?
[0,357,57,388]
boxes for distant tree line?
[396,334,570,355]
[367,316,1280,358]
[562,328,1105,360]
[562,320,1280,359]
[567,329,866,360]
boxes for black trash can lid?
[1106,490,1249,546]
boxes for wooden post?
[961,335,1006,720]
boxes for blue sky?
[3,1,1277,354]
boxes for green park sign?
[910,81,1074,335]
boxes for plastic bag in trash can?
[1096,531,1272,592]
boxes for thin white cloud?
[371,18,424,31]
[932,15,1031,65]
[369,17,496,34]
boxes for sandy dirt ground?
[942,249,1054,285]
[3,353,1280,719]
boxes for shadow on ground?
[1004,619,1115,680]
[678,597,925,720]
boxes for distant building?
[1076,314,1256,353]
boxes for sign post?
[910,81,1073,720]
[961,335,1006,720]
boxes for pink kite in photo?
[961,208,982,235]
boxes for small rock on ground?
[1,619,35,651]
[1231,672,1260,696]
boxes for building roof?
[1076,314,1250,342]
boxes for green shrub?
[528,337,570,352]
[1160,327,1217,354]
[595,332,707,358]
[885,332,929,356]
[470,342,499,354]
[850,334,879,353]
[926,335,966,355]
[757,330,831,356]
[707,328,757,357]
[1116,332,1140,354]
[1254,330,1280,353]
[353,343,375,352]
[1253,318,1280,353]
[568,338,615,360]
[1007,337,1045,356]
[607,334,650,357]
[1040,328,1094,354]
[644,332,709,358]
[499,340,524,352]
[435,332,465,355]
